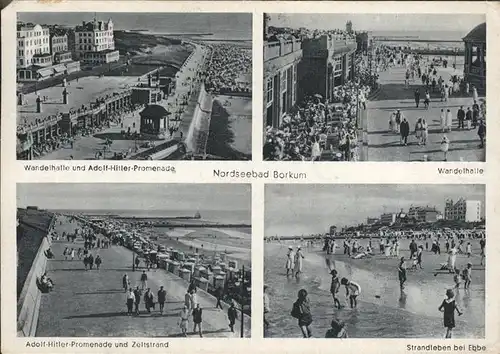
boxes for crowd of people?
[263,75,374,161]
[204,44,252,94]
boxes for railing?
[264,39,302,60]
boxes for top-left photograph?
[16,12,252,160]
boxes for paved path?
[366,66,485,162]
[39,43,208,160]
[36,216,250,337]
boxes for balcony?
[264,39,302,61]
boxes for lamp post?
[240,265,245,338]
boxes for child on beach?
[285,246,295,277]
[340,278,361,309]
[453,269,461,290]
[466,242,472,258]
[398,257,407,289]
[291,289,313,338]
[330,270,341,310]
[438,289,463,338]
[463,262,472,290]
[417,245,423,269]
[325,319,348,338]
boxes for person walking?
[414,118,423,145]
[126,288,135,316]
[440,109,446,132]
[463,262,473,290]
[447,246,457,273]
[446,109,453,132]
[330,269,342,309]
[192,304,203,337]
[70,248,75,261]
[178,305,190,337]
[185,290,192,311]
[414,89,420,108]
[291,289,313,338]
[133,286,142,315]
[395,109,402,133]
[122,274,129,292]
[95,255,102,270]
[421,119,429,145]
[285,246,295,277]
[144,288,155,313]
[440,135,450,161]
[294,246,304,277]
[228,302,238,333]
[424,90,430,109]
[465,107,473,130]
[215,286,224,309]
[400,118,410,146]
[88,253,94,270]
[477,120,486,148]
[140,270,148,291]
[157,286,167,314]
[417,245,424,269]
[457,106,465,129]
[398,257,407,290]
[438,289,463,338]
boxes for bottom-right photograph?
[264,184,485,339]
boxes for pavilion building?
[463,22,486,91]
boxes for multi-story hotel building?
[299,34,357,103]
[445,199,482,222]
[407,206,440,223]
[17,23,51,69]
[74,18,118,64]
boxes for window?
[266,77,273,107]
[281,69,287,93]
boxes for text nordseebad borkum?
[24,164,176,173]
[213,169,307,180]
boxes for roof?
[463,23,486,42]
[140,104,170,117]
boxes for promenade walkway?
[36,216,250,337]
[39,43,207,160]
[365,65,485,161]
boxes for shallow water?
[264,243,484,338]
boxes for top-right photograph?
[263,14,486,162]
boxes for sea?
[18,12,252,41]
[51,208,251,225]
[371,30,465,51]
[264,242,485,339]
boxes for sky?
[268,14,485,34]
[265,184,485,236]
[17,12,252,34]
[17,183,251,212]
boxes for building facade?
[74,18,116,60]
[81,49,120,65]
[380,213,396,226]
[263,36,303,128]
[407,206,440,223]
[17,23,51,69]
[445,199,482,222]
[298,35,356,103]
[463,22,486,90]
[50,32,68,56]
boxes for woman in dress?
[440,135,450,161]
[294,246,305,277]
[421,119,429,145]
[447,246,457,273]
[285,246,295,277]
[438,289,463,338]
[440,109,446,132]
[414,118,423,145]
[446,109,453,132]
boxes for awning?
[38,68,54,77]
[53,65,66,73]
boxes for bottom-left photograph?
[16,183,251,338]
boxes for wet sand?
[264,238,485,338]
